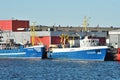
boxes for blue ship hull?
[48,47,108,61]
[0,45,45,59]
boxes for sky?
[0,0,120,27]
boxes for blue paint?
[48,48,108,61]
[0,45,45,58]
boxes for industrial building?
[0,20,29,31]
[0,19,114,50]
[108,29,120,61]
[109,29,120,48]
[14,31,107,49]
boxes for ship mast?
[83,16,90,32]
[31,22,36,46]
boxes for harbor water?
[0,59,120,80]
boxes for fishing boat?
[47,16,109,61]
[47,34,109,61]
[0,30,46,59]
[0,42,45,59]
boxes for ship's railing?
[0,42,23,50]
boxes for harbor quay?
[0,19,120,61]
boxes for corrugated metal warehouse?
[0,20,29,31]
[109,29,120,48]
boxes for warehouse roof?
[109,29,120,34]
